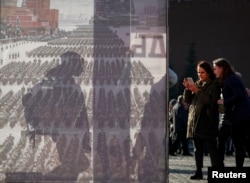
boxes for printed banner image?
[0,0,168,183]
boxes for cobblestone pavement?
[168,154,250,183]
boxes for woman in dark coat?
[183,61,220,179]
[213,58,250,168]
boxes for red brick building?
[1,0,58,36]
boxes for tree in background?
[184,43,198,80]
[169,43,198,100]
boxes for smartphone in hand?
[186,77,194,85]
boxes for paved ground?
[168,153,250,183]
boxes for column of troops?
[0,25,165,182]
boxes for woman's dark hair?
[212,58,235,82]
[197,60,216,81]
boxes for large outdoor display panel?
[0,0,168,182]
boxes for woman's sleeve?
[196,81,220,106]
[224,78,245,107]
[183,89,193,104]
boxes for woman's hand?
[189,84,199,93]
[183,78,190,89]
[217,99,224,105]
[183,78,199,93]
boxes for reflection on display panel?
[0,0,167,182]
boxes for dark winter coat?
[172,102,188,133]
[222,75,250,122]
[183,79,221,139]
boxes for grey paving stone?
[168,154,250,183]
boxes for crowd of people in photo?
[169,59,250,180]
[0,59,153,87]
[27,26,131,58]
[0,24,166,182]
[0,79,163,130]
[27,44,132,58]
